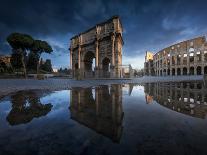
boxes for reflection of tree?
[7,91,52,125]
[70,85,124,143]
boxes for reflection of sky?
[40,90,70,117]
[0,85,207,154]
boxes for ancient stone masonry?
[144,82,207,119]
[69,16,123,78]
[69,85,124,142]
[144,36,207,76]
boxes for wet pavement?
[0,82,207,155]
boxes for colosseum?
[144,36,207,76]
[69,16,123,79]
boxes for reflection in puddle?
[70,85,124,142]
[144,82,207,119]
[0,83,207,155]
[7,91,53,125]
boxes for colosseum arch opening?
[183,67,187,75]
[177,68,181,75]
[196,66,202,75]
[204,66,207,74]
[172,68,175,76]
[189,67,194,75]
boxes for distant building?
[0,55,11,66]
[53,68,58,73]
[144,36,207,76]
[144,51,154,76]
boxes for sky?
[0,0,207,69]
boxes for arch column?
[95,40,99,78]
[70,48,73,69]
[202,66,204,75]
[110,34,115,78]
[78,46,81,69]
[194,66,197,75]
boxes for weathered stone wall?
[145,36,207,76]
[70,16,123,78]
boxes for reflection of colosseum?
[144,36,207,76]
[69,85,124,142]
[144,82,207,119]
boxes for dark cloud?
[0,0,207,68]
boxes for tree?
[27,51,39,72]
[31,40,53,74]
[7,33,34,78]
[40,59,52,72]
[10,50,23,70]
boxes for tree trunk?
[21,53,27,79]
[36,55,40,75]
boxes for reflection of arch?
[172,68,175,76]
[84,51,95,71]
[204,66,207,74]
[102,57,110,78]
[177,68,181,75]
[70,85,124,143]
[183,67,187,75]
[196,66,202,75]
[189,67,194,75]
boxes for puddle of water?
[0,82,207,155]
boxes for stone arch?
[196,66,202,75]
[189,67,194,75]
[177,68,181,75]
[172,68,175,76]
[84,51,95,71]
[83,51,95,78]
[102,57,110,77]
[183,67,187,75]
[204,66,207,74]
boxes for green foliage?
[7,32,53,76]
[27,51,39,72]
[40,59,52,72]
[10,50,23,69]
[7,33,34,50]
[32,40,53,54]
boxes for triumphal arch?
[69,16,123,78]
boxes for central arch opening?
[102,57,110,78]
[84,51,95,78]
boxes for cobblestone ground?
[0,75,203,98]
